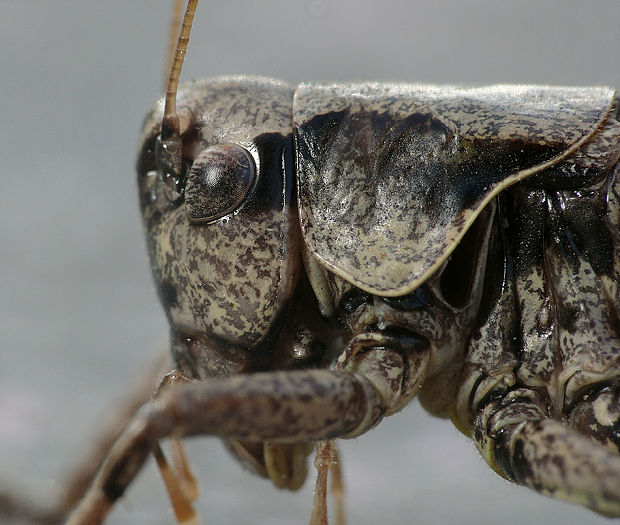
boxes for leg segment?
[309,441,332,525]
[168,438,200,501]
[309,441,345,525]
[474,388,620,516]
[67,369,385,525]
[153,370,200,523]
[330,445,345,525]
[0,354,169,525]
[153,443,197,525]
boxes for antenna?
[161,0,198,144]
[165,0,186,90]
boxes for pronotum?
[1,2,619,525]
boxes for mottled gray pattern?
[457,157,620,428]
[327,202,495,418]
[140,77,295,151]
[137,78,299,352]
[452,129,620,516]
[569,384,620,453]
[294,83,620,517]
[475,391,620,516]
[72,78,620,524]
[294,83,616,296]
[66,369,387,525]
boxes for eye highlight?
[185,144,256,223]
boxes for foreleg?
[67,369,385,525]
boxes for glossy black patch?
[493,428,517,481]
[525,164,606,190]
[511,433,536,484]
[340,288,371,314]
[505,186,547,271]
[439,205,492,308]
[546,190,614,276]
[381,285,433,311]
[472,201,516,333]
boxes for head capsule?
[137,77,299,376]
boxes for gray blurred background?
[1,1,619,524]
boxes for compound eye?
[185,144,255,223]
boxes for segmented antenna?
[161,0,198,142]
[164,0,186,90]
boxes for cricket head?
[136,1,303,376]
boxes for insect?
[0,1,616,524]
[54,0,620,522]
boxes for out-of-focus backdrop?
[1,1,619,524]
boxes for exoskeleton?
[62,2,620,524]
